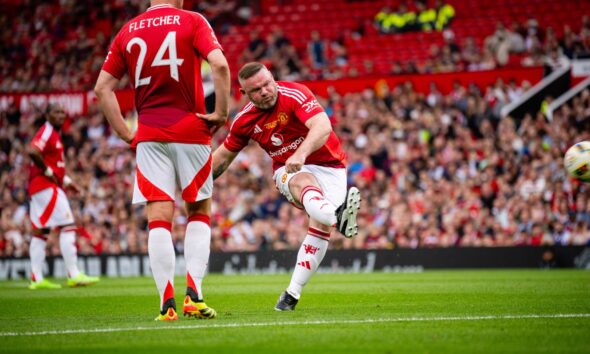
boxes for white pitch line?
[1,313,589,337]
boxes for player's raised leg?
[275,168,360,310]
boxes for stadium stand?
[1,0,589,91]
[1,0,590,256]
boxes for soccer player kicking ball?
[212,62,361,311]
[95,0,230,321]
[27,103,99,289]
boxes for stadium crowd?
[1,0,589,257]
[1,79,590,257]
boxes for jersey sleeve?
[192,13,223,58]
[292,84,325,123]
[223,122,249,153]
[30,125,52,153]
[101,33,126,79]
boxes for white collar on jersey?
[146,4,174,12]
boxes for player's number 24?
[126,32,184,88]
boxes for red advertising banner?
[0,67,545,116]
[0,92,88,117]
[302,67,545,97]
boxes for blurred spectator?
[241,30,267,62]
[434,0,455,31]
[308,31,328,70]
[416,1,436,32]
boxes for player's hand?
[122,131,135,145]
[196,112,228,127]
[44,168,59,184]
[285,153,306,173]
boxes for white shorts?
[30,186,74,229]
[133,142,213,204]
[273,165,347,208]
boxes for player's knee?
[309,218,332,233]
[185,198,211,217]
[289,173,319,199]
[146,201,175,222]
[35,228,50,236]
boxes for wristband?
[44,167,54,178]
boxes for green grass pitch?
[1,270,589,353]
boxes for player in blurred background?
[28,103,100,289]
[94,0,230,321]
[212,62,361,311]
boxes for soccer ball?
[564,141,590,182]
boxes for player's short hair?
[238,62,267,82]
[46,103,56,113]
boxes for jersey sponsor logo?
[253,124,263,134]
[302,99,319,113]
[269,137,305,158]
[263,112,289,130]
[271,133,284,146]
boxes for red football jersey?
[28,122,66,195]
[101,4,222,145]
[224,81,346,171]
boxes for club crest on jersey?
[303,244,319,255]
[264,112,289,129]
[271,133,284,146]
[281,173,288,183]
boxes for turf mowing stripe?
[1,313,589,337]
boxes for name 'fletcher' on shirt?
[128,15,181,33]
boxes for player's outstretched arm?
[94,70,134,144]
[285,112,332,173]
[197,49,230,128]
[212,145,239,180]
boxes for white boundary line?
[1,313,589,337]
